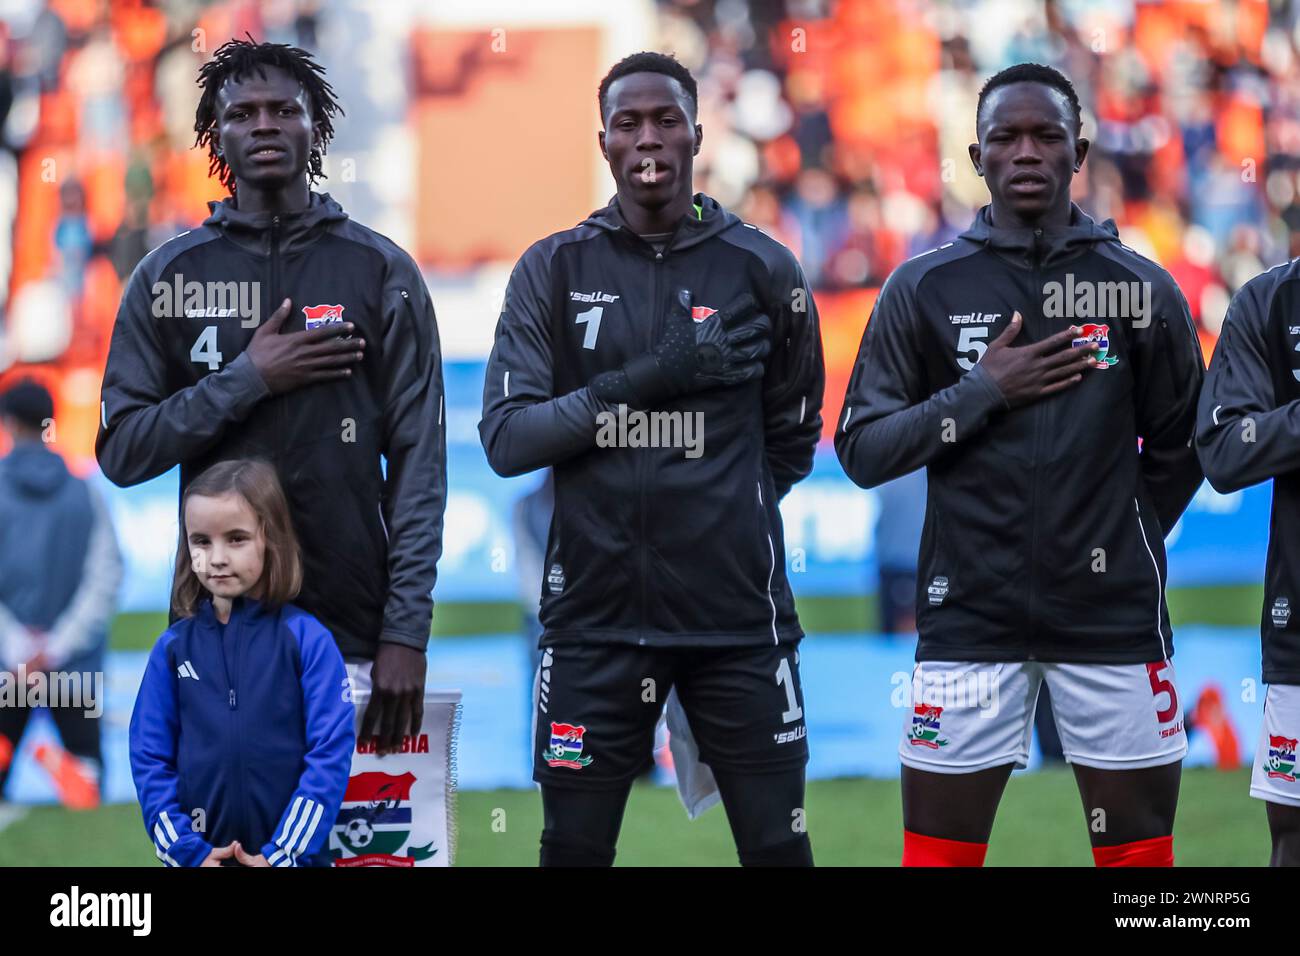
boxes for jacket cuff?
[379,628,430,653]
[171,834,215,868]
[586,386,617,418]
[622,352,674,409]
[966,363,1010,413]
[226,351,272,408]
[262,840,296,867]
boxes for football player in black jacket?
[837,64,1204,867]
[96,39,445,756]
[480,53,825,867]
[1198,262,1300,865]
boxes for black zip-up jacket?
[479,193,825,647]
[96,192,446,661]
[836,204,1204,664]
[1196,260,1300,683]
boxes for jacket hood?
[582,192,740,254]
[959,202,1120,269]
[203,190,349,256]
[0,441,70,498]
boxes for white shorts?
[1250,684,1300,807]
[345,660,373,696]
[899,659,1187,773]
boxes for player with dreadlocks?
[194,34,342,199]
[97,38,447,779]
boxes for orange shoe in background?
[33,742,100,810]
[1191,685,1241,770]
[0,733,12,775]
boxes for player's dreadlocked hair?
[193,37,343,194]
[976,62,1082,136]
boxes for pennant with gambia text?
[329,689,462,867]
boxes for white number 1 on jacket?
[575,306,603,350]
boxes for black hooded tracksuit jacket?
[479,193,825,648]
[837,204,1205,665]
[96,192,446,661]
[1197,260,1300,684]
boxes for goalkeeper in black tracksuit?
[1197,262,1300,866]
[479,53,824,867]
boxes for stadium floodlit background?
[0,0,1288,864]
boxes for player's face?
[213,65,315,194]
[969,82,1088,228]
[599,72,701,210]
[185,492,267,601]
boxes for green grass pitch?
[2,584,1266,867]
[0,768,1268,866]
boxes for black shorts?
[532,641,809,790]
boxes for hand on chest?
[157,260,379,379]
[926,272,1144,389]
[558,274,760,370]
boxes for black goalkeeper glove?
[590,289,772,408]
[693,292,771,389]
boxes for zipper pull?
[229,689,237,710]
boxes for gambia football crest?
[330,771,437,867]
[1072,323,1119,368]
[302,303,346,330]
[543,722,593,769]
[907,704,950,749]
[1265,735,1299,783]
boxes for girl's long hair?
[171,459,303,618]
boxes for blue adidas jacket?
[129,597,355,867]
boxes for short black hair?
[598,51,698,123]
[976,62,1082,136]
[194,36,344,195]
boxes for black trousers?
[0,674,102,797]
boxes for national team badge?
[1072,323,1119,368]
[907,704,950,749]
[331,771,438,866]
[543,722,594,769]
[302,303,346,330]
[691,306,717,322]
[1265,735,1299,782]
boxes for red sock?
[902,829,988,867]
[1092,835,1173,867]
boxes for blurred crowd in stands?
[674,0,1290,362]
[0,0,320,461]
[0,0,1295,458]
